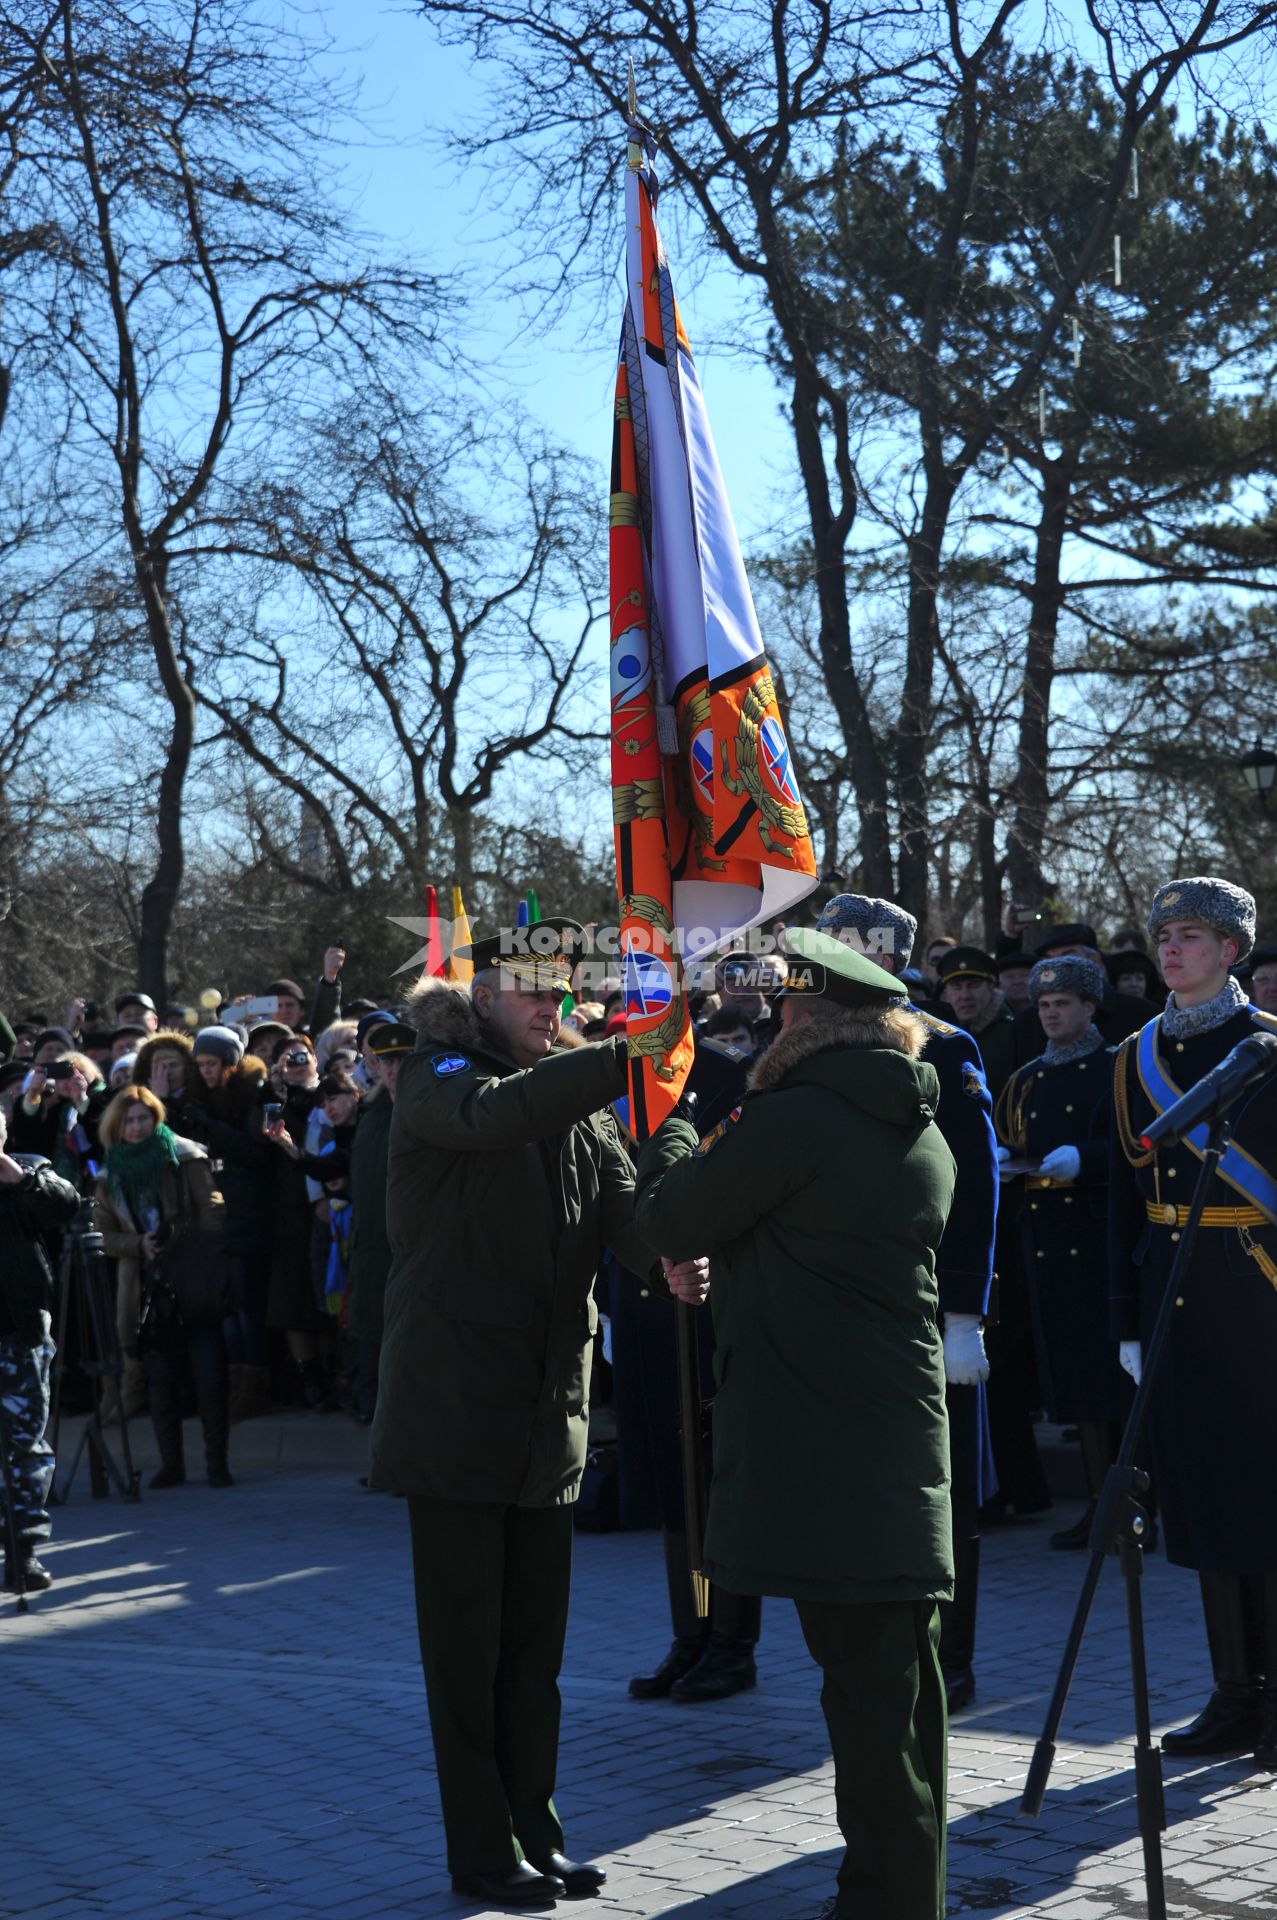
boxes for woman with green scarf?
[94,1086,231,1489]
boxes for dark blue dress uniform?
[997,1046,1130,1425]
[609,1033,761,1699]
[914,1010,998,1709]
[1109,1002,1277,1763]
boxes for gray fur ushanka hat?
[1028,956,1107,1005]
[815,893,918,968]
[1146,877,1255,962]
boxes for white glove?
[1039,1144,1081,1182]
[1119,1341,1142,1385]
[943,1313,990,1386]
[995,1144,1011,1164]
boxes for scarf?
[1160,974,1248,1041]
[1042,1023,1105,1067]
[960,989,1010,1037]
[105,1123,180,1222]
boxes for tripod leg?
[1121,1538,1166,1920]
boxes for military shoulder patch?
[962,1067,985,1098]
[696,1107,742,1156]
[431,1053,472,1077]
[917,1009,958,1037]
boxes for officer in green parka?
[634,925,957,1920]
[370,916,708,1911]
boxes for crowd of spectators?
[0,908,1272,1508]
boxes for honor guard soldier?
[995,957,1131,1549]
[369,916,707,1907]
[817,895,997,1712]
[1109,878,1277,1771]
[1013,922,1155,1065]
[634,928,956,1920]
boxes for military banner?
[610,124,818,1133]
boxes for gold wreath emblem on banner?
[720,673,809,856]
[612,780,664,825]
[618,891,684,1079]
[673,682,725,868]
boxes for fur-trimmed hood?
[132,1028,193,1090]
[403,976,587,1060]
[404,977,483,1053]
[749,1003,938,1130]
[749,1003,928,1091]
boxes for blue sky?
[312,0,796,546]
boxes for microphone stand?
[1021,1110,1234,1920]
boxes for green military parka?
[634,1005,957,1606]
[369,982,657,1506]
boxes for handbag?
[156,1164,234,1327]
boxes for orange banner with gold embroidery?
[610,125,817,1135]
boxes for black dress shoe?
[1049,1503,1096,1551]
[669,1632,757,1701]
[629,1633,707,1699]
[450,1862,565,1907]
[4,1556,53,1592]
[525,1852,606,1897]
[942,1663,975,1713]
[1162,1687,1262,1756]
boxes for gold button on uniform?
[1065,1104,1074,1113]
[1167,1167,1177,1178]
[1170,1232,1180,1243]
[639,1287,650,1298]
[1176,1042,1185,1052]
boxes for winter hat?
[1146,877,1256,962]
[1028,957,1107,1005]
[815,894,917,969]
[193,1025,245,1067]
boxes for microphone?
[1140,1031,1277,1149]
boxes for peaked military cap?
[366,1021,418,1058]
[815,893,917,968]
[1146,876,1256,962]
[1033,922,1098,957]
[935,945,997,986]
[457,915,585,993]
[781,925,907,1008]
[1028,956,1107,1005]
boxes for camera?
[46,1059,77,1080]
[280,1050,310,1069]
[263,1101,283,1124]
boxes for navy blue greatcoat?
[1109,1007,1277,1571]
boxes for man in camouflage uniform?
[0,1102,80,1591]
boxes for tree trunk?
[896,479,953,925]
[788,371,894,896]
[1006,453,1075,905]
[448,805,475,903]
[135,558,196,1006]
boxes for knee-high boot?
[668,1584,761,1703]
[1163,1572,1260,1754]
[197,1376,234,1489]
[1245,1574,1277,1770]
[939,1536,980,1711]
[628,1530,709,1698]
[1050,1424,1110,1551]
[146,1353,186,1489]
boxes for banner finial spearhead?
[627,54,637,124]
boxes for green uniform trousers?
[407,1496,574,1878]
[795,1595,947,1920]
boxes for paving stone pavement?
[7,1423,1277,1920]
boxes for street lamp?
[1238,737,1277,810]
